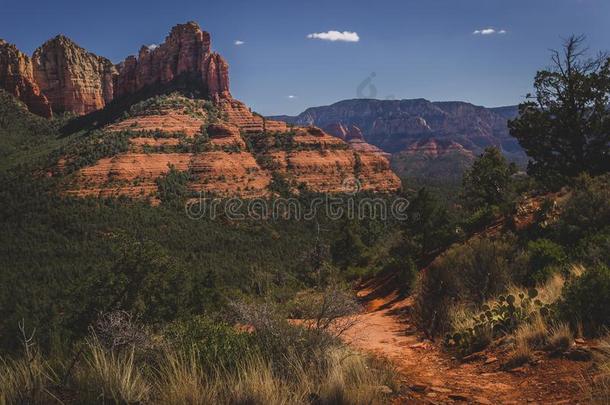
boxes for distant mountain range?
[270,99,525,184]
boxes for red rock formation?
[114,22,231,101]
[323,122,390,158]
[403,138,474,158]
[323,122,365,141]
[0,39,52,117]
[32,35,117,115]
[219,98,287,133]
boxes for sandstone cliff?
[0,39,51,117]
[32,35,117,115]
[114,22,231,101]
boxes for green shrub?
[383,257,418,291]
[156,166,190,207]
[413,236,515,337]
[576,228,610,267]
[559,265,610,336]
[164,316,253,370]
[554,174,610,243]
[523,239,567,285]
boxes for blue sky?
[2,0,609,115]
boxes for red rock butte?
[1,22,402,198]
[0,22,231,117]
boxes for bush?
[576,228,610,267]
[414,236,515,337]
[522,239,567,285]
[163,316,253,370]
[559,265,610,336]
[554,174,610,243]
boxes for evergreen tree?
[509,36,610,186]
[461,147,517,211]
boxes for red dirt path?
[341,280,594,404]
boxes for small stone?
[574,338,585,344]
[410,383,428,393]
[448,393,470,402]
[462,352,486,363]
[484,357,498,365]
[565,347,592,361]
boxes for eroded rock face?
[67,105,401,199]
[114,22,231,101]
[323,122,390,158]
[0,39,51,117]
[219,98,287,133]
[32,35,117,115]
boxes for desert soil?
[342,279,595,404]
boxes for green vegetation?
[127,92,220,121]
[509,35,610,187]
[0,34,609,403]
[559,265,610,335]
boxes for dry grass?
[515,315,548,350]
[0,352,58,405]
[585,333,610,404]
[1,333,395,404]
[155,349,218,404]
[74,339,150,403]
[317,348,390,405]
[537,273,566,304]
[229,355,292,404]
[504,333,533,370]
[547,323,573,353]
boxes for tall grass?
[74,339,150,403]
[0,352,58,405]
[585,333,610,404]
[1,336,394,404]
[155,349,218,404]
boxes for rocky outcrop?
[67,101,401,199]
[0,39,51,117]
[323,122,390,159]
[323,122,365,141]
[403,138,474,159]
[1,22,232,117]
[114,22,231,101]
[32,35,117,115]
[219,98,287,133]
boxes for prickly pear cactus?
[445,288,554,355]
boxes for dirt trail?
[342,281,592,404]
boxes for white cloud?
[473,28,507,35]
[287,95,297,99]
[147,44,159,50]
[307,30,360,42]
[234,40,245,46]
